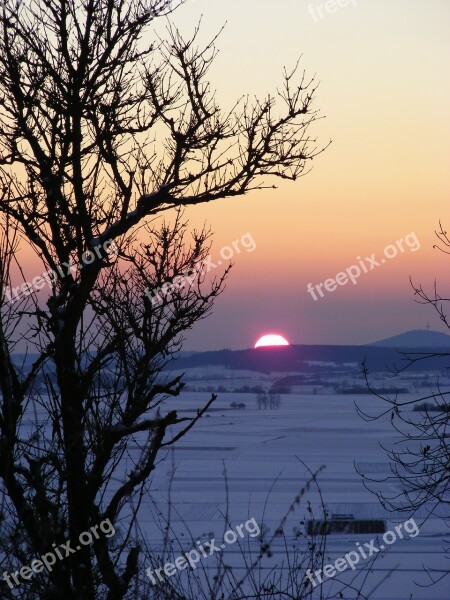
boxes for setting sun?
[254,334,290,348]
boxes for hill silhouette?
[172,330,450,373]
[369,329,450,348]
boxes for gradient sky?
[162,0,450,350]
[8,0,450,351]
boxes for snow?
[140,392,449,600]
[9,389,449,599]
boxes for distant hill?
[370,329,450,348]
[171,339,450,374]
[11,331,450,379]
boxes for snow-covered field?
[140,392,448,600]
[9,388,448,598]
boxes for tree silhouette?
[0,1,325,597]
[357,223,450,588]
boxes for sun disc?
[255,334,289,348]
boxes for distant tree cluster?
[230,401,246,410]
[413,401,450,413]
[341,385,409,395]
[256,391,281,410]
[233,385,264,394]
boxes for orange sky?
[167,0,450,349]
[9,0,450,350]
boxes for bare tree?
[256,391,267,410]
[0,1,325,598]
[357,222,450,587]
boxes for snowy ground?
[9,388,448,598]
[139,392,449,600]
